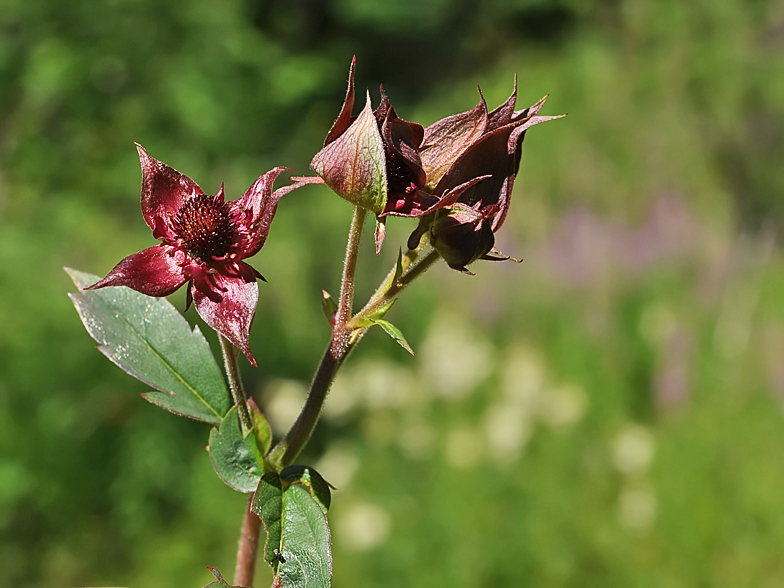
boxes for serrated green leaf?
[280,465,332,513]
[253,472,284,572]
[66,267,230,424]
[373,319,415,355]
[279,485,332,588]
[208,405,265,492]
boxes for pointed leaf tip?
[374,319,415,355]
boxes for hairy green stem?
[219,335,252,435]
[268,241,441,470]
[267,206,366,468]
[336,206,367,326]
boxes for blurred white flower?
[484,402,533,463]
[336,502,391,551]
[315,443,359,489]
[618,486,657,533]
[421,314,492,400]
[539,383,587,428]
[613,424,655,475]
[262,379,307,435]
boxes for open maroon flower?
[87,144,313,365]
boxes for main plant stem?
[268,206,367,468]
[268,219,440,470]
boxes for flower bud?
[429,203,495,274]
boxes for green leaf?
[203,567,248,588]
[352,299,396,329]
[279,484,332,588]
[253,472,284,572]
[249,399,273,456]
[320,290,337,321]
[393,247,404,283]
[280,465,332,513]
[208,405,265,492]
[373,319,415,355]
[66,268,230,424]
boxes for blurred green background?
[2,0,784,586]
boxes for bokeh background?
[2,0,784,586]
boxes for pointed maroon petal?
[239,173,317,259]
[515,95,550,120]
[373,85,393,124]
[246,263,267,283]
[420,96,488,189]
[487,75,518,130]
[289,176,325,186]
[192,264,259,366]
[432,175,493,212]
[86,244,188,297]
[324,57,357,147]
[234,167,289,259]
[185,282,194,310]
[136,144,203,231]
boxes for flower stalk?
[218,334,253,434]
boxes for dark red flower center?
[385,143,420,199]
[171,194,236,261]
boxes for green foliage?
[254,473,333,587]
[208,406,267,493]
[66,268,230,424]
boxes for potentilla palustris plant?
[67,57,563,588]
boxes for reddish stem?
[234,494,262,587]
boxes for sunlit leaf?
[279,484,332,588]
[280,465,332,513]
[208,405,265,492]
[254,472,284,573]
[66,267,230,424]
[373,319,415,355]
